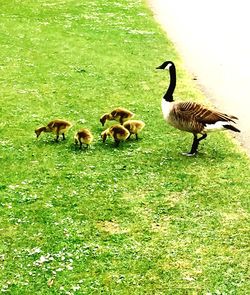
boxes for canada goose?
[100,107,134,126]
[74,128,93,149]
[101,124,130,147]
[35,119,72,142]
[123,120,145,140]
[156,61,240,156]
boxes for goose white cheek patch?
[165,63,173,70]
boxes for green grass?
[0,0,249,294]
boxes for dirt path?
[148,0,250,156]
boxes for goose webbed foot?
[182,152,197,157]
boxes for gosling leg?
[114,139,120,147]
[113,134,120,147]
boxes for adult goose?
[156,60,240,156]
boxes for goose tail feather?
[223,124,241,132]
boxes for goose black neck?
[163,63,176,102]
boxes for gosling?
[74,128,93,149]
[35,119,72,142]
[100,107,134,126]
[123,120,145,140]
[101,124,130,147]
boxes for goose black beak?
[156,61,172,70]
[156,65,167,70]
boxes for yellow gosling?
[100,107,134,126]
[74,128,93,149]
[123,120,145,140]
[101,124,130,147]
[35,119,72,141]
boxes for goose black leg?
[189,134,199,156]
[62,133,66,140]
[198,133,207,142]
[183,133,207,156]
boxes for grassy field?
[0,0,249,294]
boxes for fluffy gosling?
[101,124,130,147]
[123,120,145,140]
[100,107,134,126]
[35,119,72,141]
[74,128,93,149]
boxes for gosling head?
[35,127,45,138]
[100,114,109,126]
[101,130,108,142]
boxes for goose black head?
[156,61,174,70]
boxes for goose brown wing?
[176,102,237,124]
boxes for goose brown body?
[100,107,134,126]
[157,60,240,155]
[101,124,130,146]
[74,128,93,148]
[167,101,238,134]
[123,120,145,140]
[35,119,72,141]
